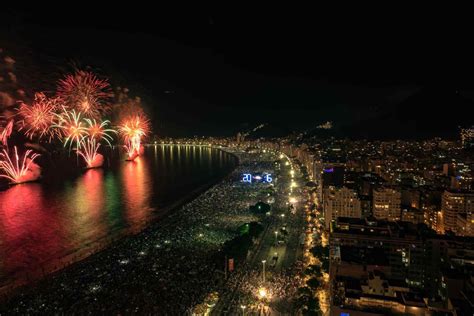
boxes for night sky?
[2,7,474,138]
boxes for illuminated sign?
[242,173,272,183]
[323,167,334,173]
[243,174,252,183]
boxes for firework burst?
[84,118,115,146]
[0,119,14,147]
[77,119,116,168]
[0,146,41,184]
[54,108,88,151]
[118,114,150,160]
[54,107,116,168]
[77,138,103,168]
[17,92,63,141]
[57,70,112,119]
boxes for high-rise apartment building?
[441,190,474,234]
[373,187,401,221]
[323,186,361,228]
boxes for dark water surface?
[0,145,236,286]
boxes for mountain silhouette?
[342,86,474,139]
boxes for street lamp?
[262,260,266,282]
[257,287,268,316]
[240,305,246,316]
[275,231,278,244]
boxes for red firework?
[0,146,41,184]
[57,70,112,119]
[118,113,151,159]
[84,118,115,146]
[78,118,116,168]
[0,119,14,147]
[17,92,62,141]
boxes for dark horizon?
[2,8,474,138]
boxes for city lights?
[1,18,473,316]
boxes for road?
[211,151,306,315]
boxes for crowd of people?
[209,157,310,315]
[0,151,277,314]
[227,264,306,312]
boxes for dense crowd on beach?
[0,151,277,315]
[223,262,305,311]
[211,157,308,315]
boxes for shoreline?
[0,146,239,303]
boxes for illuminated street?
[210,152,309,315]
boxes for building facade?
[323,186,362,228]
[441,190,474,235]
[373,187,401,221]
